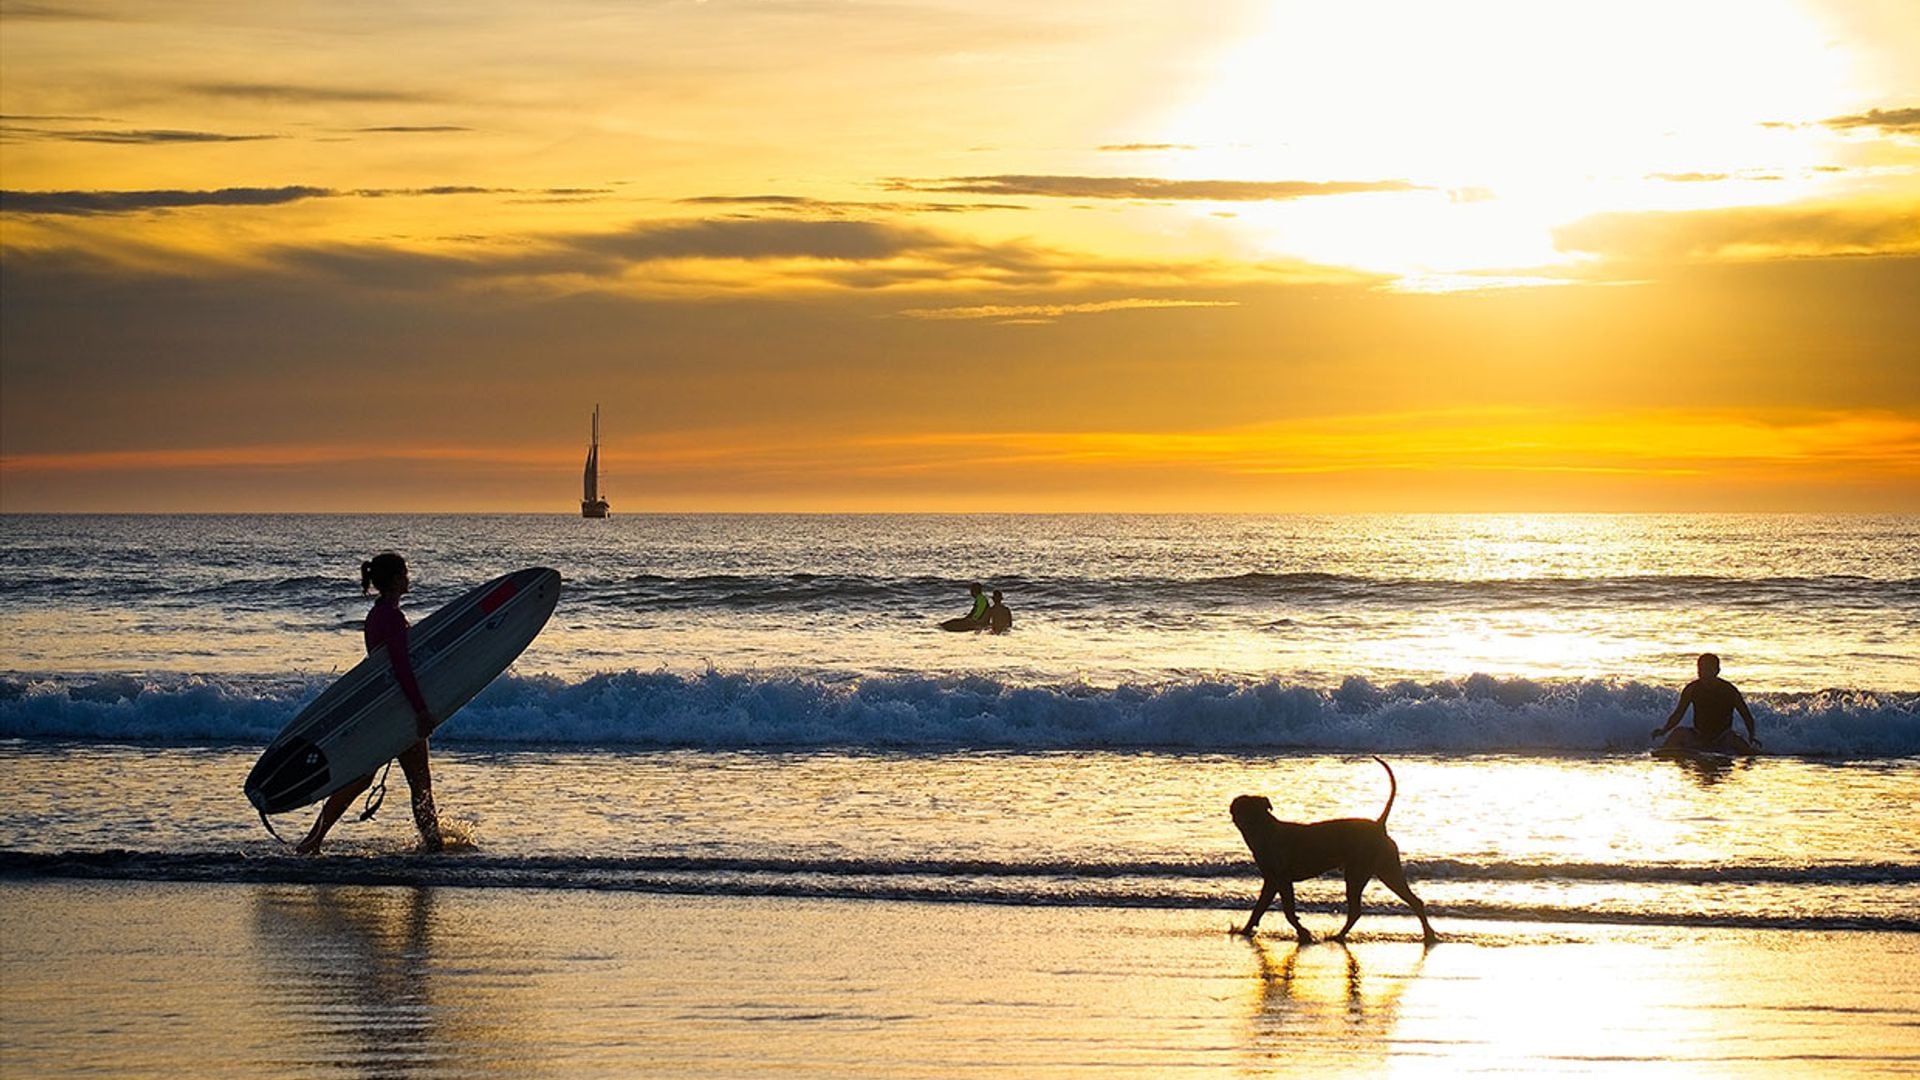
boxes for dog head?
[1229,794,1274,831]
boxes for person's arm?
[1652,684,1693,739]
[373,606,434,737]
[1735,688,1758,744]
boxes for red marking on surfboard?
[480,580,519,614]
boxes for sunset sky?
[3,0,1917,511]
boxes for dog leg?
[1279,881,1313,944]
[1376,855,1438,945]
[1235,881,1278,936]
[1329,867,1368,941]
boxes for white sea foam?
[4,670,1914,756]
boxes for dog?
[1229,757,1437,945]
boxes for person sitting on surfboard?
[962,583,989,628]
[1651,652,1760,754]
[294,552,444,854]
[986,590,1013,634]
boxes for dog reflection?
[1244,936,1420,1055]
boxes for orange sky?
[3,0,1917,511]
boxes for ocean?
[3,513,1917,1076]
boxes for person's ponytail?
[362,552,407,595]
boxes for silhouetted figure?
[986,590,1013,634]
[296,552,444,854]
[1652,652,1759,754]
[964,582,988,625]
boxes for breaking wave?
[3,670,1915,756]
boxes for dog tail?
[1373,756,1396,826]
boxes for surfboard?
[245,567,562,819]
[1651,740,1760,764]
[940,617,983,632]
[1651,746,1742,763]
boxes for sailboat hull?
[581,500,610,519]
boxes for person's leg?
[396,740,442,851]
[1660,727,1702,750]
[1706,731,1754,754]
[293,772,374,855]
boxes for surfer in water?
[960,582,989,628]
[1651,652,1760,754]
[986,590,1013,634]
[294,552,444,854]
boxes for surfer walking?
[1651,652,1759,754]
[295,552,444,855]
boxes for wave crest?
[3,670,1915,755]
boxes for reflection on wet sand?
[1658,753,1756,788]
[1242,937,1427,1070]
[252,885,546,1078]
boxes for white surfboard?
[245,567,562,820]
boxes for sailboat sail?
[581,405,610,518]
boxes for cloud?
[567,218,948,263]
[680,194,818,206]
[0,113,113,122]
[1553,204,1920,261]
[679,194,1028,214]
[1820,106,1920,134]
[1647,172,1732,183]
[885,175,1423,201]
[1096,143,1198,152]
[0,185,600,215]
[349,186,497,198]
[0,125,278,144]
[0,186,329,215]
[0,3,118,19]
[227,217,1045,294]
[896,298,1238,322]
[351,125,473,134]
[1,206,1314,300]
[181,81,439,105]
[174,212,1225,297]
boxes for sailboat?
[581,405,611,518]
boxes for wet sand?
[3,879,1916,1078]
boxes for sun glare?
[1156,0,1861,279]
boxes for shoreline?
[4,850,1917,937]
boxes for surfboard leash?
[258,809,287,844]
[358,760,393,822]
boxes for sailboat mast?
[581,404,611,517]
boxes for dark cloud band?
[1,186,329,215]
[181,81,438,105]
[1820,106,1920,133]
[887,175,1422,201]
[1,185,602,215]
[1,126,278,144]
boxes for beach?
[5,879,1917,1078]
